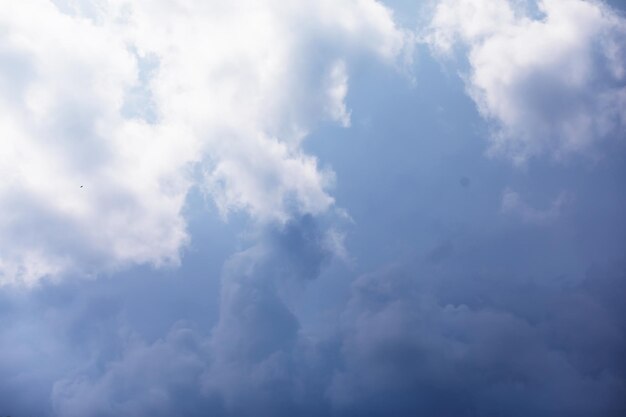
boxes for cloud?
[426,0,626,164]
[1,200,624,416]
[51,323,217,417]
[0,0,186,286]
[328,260,626,417]
[49,215,337,417]
[501,188,569,223]
[0,0,410,285]
[198,215,339,416]
[44,251,626,416]
[324,60,352,128]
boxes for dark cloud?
[28,231,625,417]
[42,216,335,417]
[200,215,335,417]
[329,259,626,417]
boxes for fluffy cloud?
[0,0,410,285]
[0,0,186,286]
[427,0,626,164]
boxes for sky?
[0,0,625,416]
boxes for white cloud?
[325,60,352,128]
[427,0,626,164]
[501,187,569,223]
[0,0,410,285]
[204,133,336,223]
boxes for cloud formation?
[49,215,336,417]
[1,2,625,417]
[501,188,569,223]
[0,0,410,285]
[329,260,626,417]
[427,0,626,164]
[44,246,626,416]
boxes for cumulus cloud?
[426,0,626,164]
[0,0,187,285]
[44,247,626,416]
[0,187,623,416]
[0,0,410,285]
[49,215,337,417]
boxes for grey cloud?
[44,225,626,417]
[202,215,335,416]
[47,215,336,417]
[1,221,625,417]
[52,324,218,417]
[329,260,626,417]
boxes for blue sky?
[0,0,625,416]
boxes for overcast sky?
[0,1,625,416]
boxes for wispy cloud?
[501,188,570,223]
